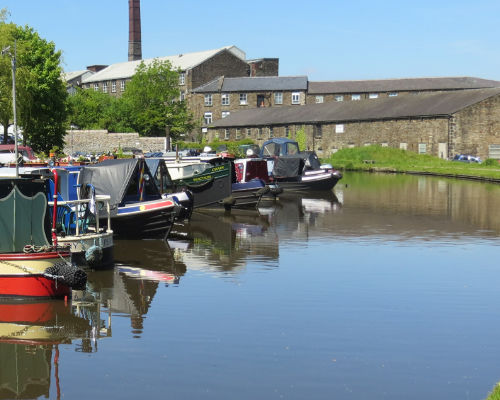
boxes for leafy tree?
[0,17,67,152]
[295,126,307,151]
[122,59,195,147]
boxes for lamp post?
[2,41,18,177]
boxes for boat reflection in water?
[0,297,110,399]
[168,209,280,274]
[85,239,187,338]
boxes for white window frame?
[94,83,99,92]
[335,95,344,102]
[204,94,213,106]
[121,80,126,92]
[236,128,241,140]
[240,93,248,105]
[222,111,230,118]
[180,91,185,101]
[224,129,230,140]
[315,95,324,104]
[369,93,379,99]
[102,82,108,93]
[418,143,427,154]
[204,112,212,125]
[111,81,116,93]
[291,92,300,104]
[179,72,185,86]
[221,93,230,106]
[335,124,344,133]
[246,128,251,137]
[388,92,398,97]
[274,92,283,105]
[351,94,361,101]
[269,127,274,138]
[400,142,408,150]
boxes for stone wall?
[207,117,450,158]
[452,95,500,159]
[63,130,166,155]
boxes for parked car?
[452,154,482,163]
[0,144,36,164]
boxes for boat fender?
[44,262,87,290]
[85,244,103,267]
[270,186,283,196]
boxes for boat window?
[262,143,279,157]
[286,142,299,155]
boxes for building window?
[364,143,371,146]
[258,127,263,139]
[204,112,212,125]
[121,80,126,91]
[335,95,344,102]
[240,93,247,105]
[335,124,344,133]
[314,124,322,138]
[215,130,220,140]
[221,93,230,105]
[204,94,213,106]
[292,92,300,104]
[222,111,230,118]
[351,94,361,101]
[369,93,379,99]
[381,142,388,147]
[274,92,283,105]
[111,81,116,93]
[224,129,230,140]
[315,95,324,104]
[180,91,185,101]
[418,143,427,154]
[236,129,241,140]
[246,128,251,137]
[388,92,398,97]
[94,83,99,92]
[269,127,274,138]
[179,72,185,85]
[285,126,290,137]
[400,142,408,150]
[102,82,108,93]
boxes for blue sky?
[2,0,500,81]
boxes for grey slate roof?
[192,76,308,93]
[308,76,500,94]
[81,46,245,83]
[209,88,500,127]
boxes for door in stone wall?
[438,142,448,159]
[257,95,265,107]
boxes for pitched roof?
[308,76,500,94]
[192,76,308,93]
[81,46,245,83]
[63,70,93,81]
[210,88,500,127]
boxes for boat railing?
[48,194,112,237]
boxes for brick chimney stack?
[128,0,142,61]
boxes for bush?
[483,158,499,167]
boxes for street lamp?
[2,41,19,177]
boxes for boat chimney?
[128,0,142,61]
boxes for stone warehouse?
[190,76,308,127]
[78,45,278,101]
[208,88,500,160]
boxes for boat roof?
[78,158,153,206]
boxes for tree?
[0,18,67,152]
[122,59,195,147]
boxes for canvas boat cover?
[272,155,304,178]
[0,178,51,252]
[78,158,159,207]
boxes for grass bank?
[325,146,500,182]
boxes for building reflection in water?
[0,297,110,400]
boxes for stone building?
[80,45,254,99]
[306,76,500,104]
[190,75,307,130]
[208,88,500,160]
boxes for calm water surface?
[2,172,500,400]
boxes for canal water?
[2,172,500,400]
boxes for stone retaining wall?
[63,130,166,154]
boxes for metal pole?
[12,41,19,178]
[11,42,18,177]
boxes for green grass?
[486,383,500,400]
[325,145,500,180]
